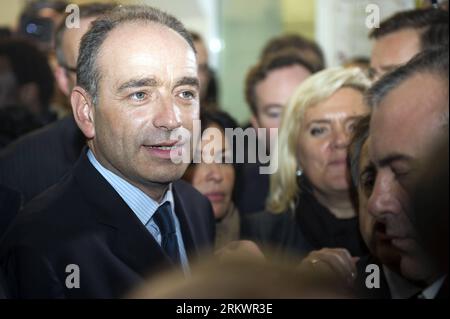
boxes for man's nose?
[153,97,182,131]
[367,174,399,220]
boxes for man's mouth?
[374,222,411,246]
[143,141,184,159]
[147,145,179,150]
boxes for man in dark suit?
[0,3,115,203]
[353,48,448,298]
[0,5,215,298]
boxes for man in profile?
[361,48,448,298]
[0,5,214,299]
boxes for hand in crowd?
[299,248,359,288]
[214,240,266,261]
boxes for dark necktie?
[153,202,181,266]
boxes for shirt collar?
[422,276,447,299]
[87,149,175,226]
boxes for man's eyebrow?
[174,76,200,89]
[378,153,414,167]
[116,77,159,93]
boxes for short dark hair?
[261,34,325,71]
[369,8,449,50]
[348,115,371,188]
[54,2,117,67]
[245,49,317,116]
[0,39,54,109]
[77,5,196,105]
[365,46,449,109]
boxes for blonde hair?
[267,67,371,214]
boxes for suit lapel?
[73,149,172,277]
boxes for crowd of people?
[0,1,448,299]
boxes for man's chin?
[375,243,402,270]
[142,166,188,184]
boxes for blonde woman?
[242,67,371,287]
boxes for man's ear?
[250,115,260,131]
[54,66,70,97]
[71,86,95,139]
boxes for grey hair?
[76,5,196,105]
[365,47,449,109]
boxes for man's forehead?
[387,74,444,115]
[370,73,447,163]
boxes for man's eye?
[360,171,375,196]
[179,90,196,100]
[130,92,147,101]
[310,127,327,136]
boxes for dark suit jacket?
[0,185,22,239]
[0,116,85,203]
[0,150,215,299]
[235,162,270,215]
[0,268,7,299]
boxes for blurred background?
[0,0,429,124]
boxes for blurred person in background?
[183,111,242,249]
[0,2,115,204]
[130,255,352,299]
[0,38,55,125]
[17,0,68,53]
[190,31,219,112]
[261,33,326,71]
[421,0,449,10]
[236,49,319,216]
[0,28,12,40]
[362,48,448,298]
[243,67,371,290]
[0,105,42,149]
[369,8,448,81]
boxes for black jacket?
[0,150,215,299]
[0,184,22,239]
[242,179,367,259]
[0,116,85,203]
